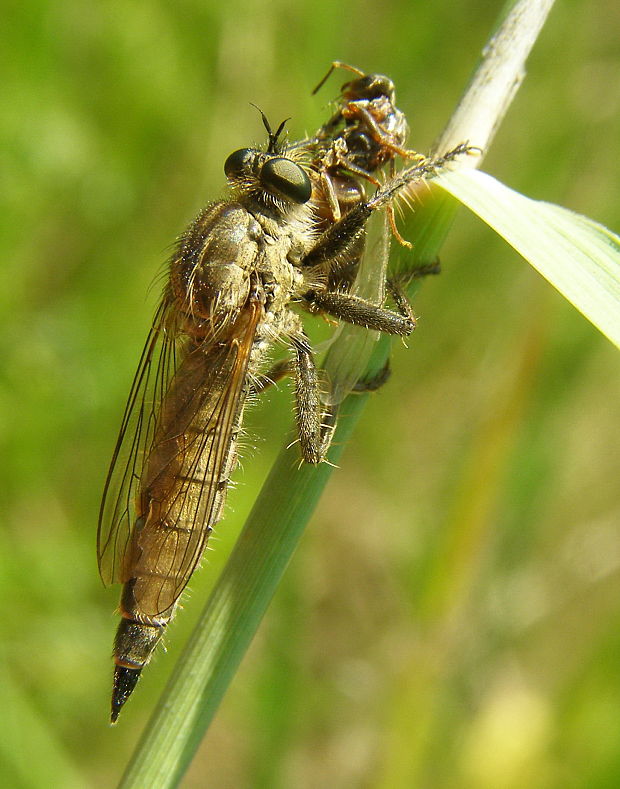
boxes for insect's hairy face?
[224,148,312,208]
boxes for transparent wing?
[321,208,391,404]
[133,298,262,616]
[97,296,177,586]
[97,293,263,615]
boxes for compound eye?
[224,148,254,178]
[260,157,312,204]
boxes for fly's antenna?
[250,104,289,153]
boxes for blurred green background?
[1,1,619,787]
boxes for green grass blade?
[436,168,620,348]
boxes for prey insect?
[98,83,474,722]
[305,61,427,252]
[299,62,457,402]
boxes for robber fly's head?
[224,109,312,210]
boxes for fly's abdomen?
[110,339,249,721]
[127,407,241,618]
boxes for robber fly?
[98,77,474,721]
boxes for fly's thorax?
[170,201,262,334]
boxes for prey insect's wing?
[97,293,263,613]
[322,208,391,404]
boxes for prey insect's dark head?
[224,108,312,206]
[312,61,396,103]
[341,72,396,103]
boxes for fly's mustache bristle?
[110,665,142,723]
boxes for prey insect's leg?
[302,144,474,272]
[290,334,336,464]
[342,104,426,164]
[320,151,412,250]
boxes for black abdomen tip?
[111,665,142,723]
